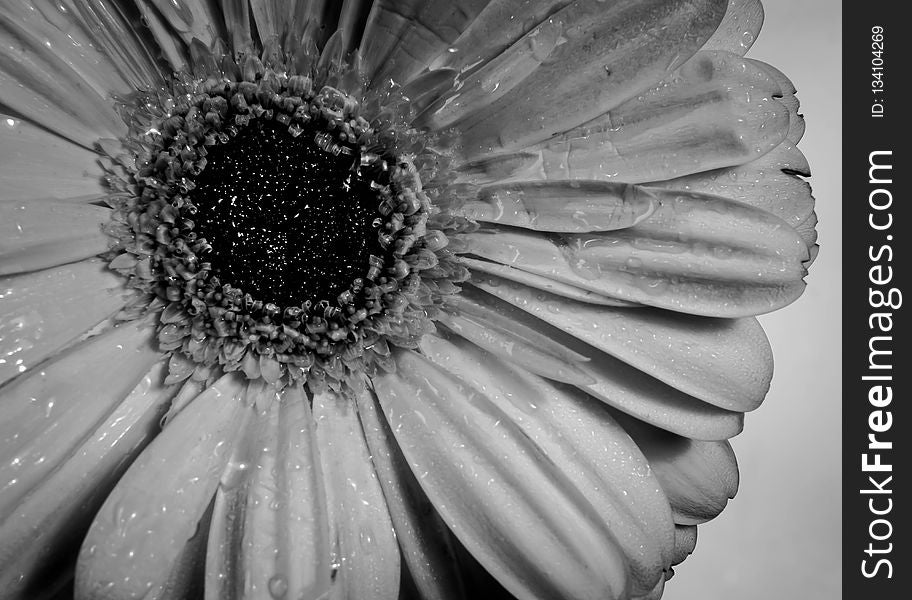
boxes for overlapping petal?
[451,0,728,158]
[701,0,763,55]
[653,139,813,229]
[0,360,178,599]
[428,0,573,73]
[454,181,656,232]
[419,334,676,595]
[357,387,468,600]
[457,184,809,317]
[312,389,401,600]
[0,115,105,202]
[0,259,132,387]
[415,19,563,131]
[466,276,774,411]
[373,349,631,600]
[613,411,740,525]
[446,285,746,440]
[0,1,134,97]
[148,0,225,48]
[75,373,250,600]
[459,255,638,306]
[359,0,490,84]
[0,200,112,276]
[0,6,126,146]
[48,0,167,89]
[0,318,162,526]
[205,382,332,600]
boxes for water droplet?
[268,574,288,598]
[635,276,670,297]
[219,459,249,490]
[741,30,755,48]
[568,257,600,281]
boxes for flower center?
[190,119,381,307]
[103,63,467,390]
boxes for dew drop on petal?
[219,459,249,490]
[268,574,288,599]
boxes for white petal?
[428,0,574,73]
[577,351,744,442]
[459,186,809,318]
[455,50,791,185]
[417,19,563,130]
[220,0,254,54]
[454,0,727,159]
[373,350,630,600]
[529,51,788,183]
[452,181,655,233]
[148,0,224,48]
[0,16,126,146]
[359,0,489,84]
[671,525,698,565]
[0,259,130,387]
[248,1,285,47]
[451,285,743,440]
[75,373,251,600]
[436,305,593,385]
[0,3,132,96]
[313,390,401,600]
[205,382,332,600]
[614,412,739,526]
[53,0,166,89]
[651,139,814,230]
[132,0,189,72]
[337,0,372,55]
[700,0,764,55]
[0,318,161,520]
[458,256,637,307]
[0,359,178,598]
[470,275,773,412]
[419,335,675,595]
[0,200,111,276]
[0,115,104,202]
[160,378,208,427]
[356,387,468,600]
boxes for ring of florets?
[101,61,469,393]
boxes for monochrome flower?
[0,1,816,598]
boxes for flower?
[0,0,816,599]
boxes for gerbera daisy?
[0,0,816,599]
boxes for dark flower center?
[103,69,463,389]
[190,119,382,307]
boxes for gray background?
[669,1,842,598]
